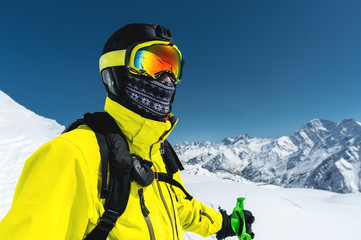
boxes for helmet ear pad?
[101,66,129,105]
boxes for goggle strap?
[99,50,126,72]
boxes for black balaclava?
[100,23,179,122]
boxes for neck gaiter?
[124,74,176,120]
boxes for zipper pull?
[160,141,165,155]
[138,188,150,216]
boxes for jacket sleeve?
[172,171,223,238]
[0,137,92,240]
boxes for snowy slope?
[0,90,64,218]
[0,91,361,240]
[181,173,361,240]
[175,119,361,193]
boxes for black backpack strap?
[155,172,193,200]
[64,112,133,240]
[84,136,132,240]
[82,112,123,199]
[159,140,192,200]
[161,140,184,175]
[87,113,133,240]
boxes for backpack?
[63,112,192,240]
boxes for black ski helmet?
[100,23,179,121]
[101,23,175,56]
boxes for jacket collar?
[104,97,177,150]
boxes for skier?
[0,23,255,239]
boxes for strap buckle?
[153,169,159,181]
[98,209,119,232]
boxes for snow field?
[181,173,361,240]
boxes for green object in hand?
[231,197,252,240]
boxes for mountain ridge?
[174,118,361,193]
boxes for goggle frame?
[99,40,184,84]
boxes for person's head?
[100,23,184,122]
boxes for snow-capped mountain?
[174,119,361,193]
[0,90,64,218]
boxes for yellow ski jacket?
[0,97,223,239]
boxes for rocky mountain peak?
[176,118,361,193]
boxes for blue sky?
[1,0,361,144]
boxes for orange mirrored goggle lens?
[133,44,182,82]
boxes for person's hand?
[216,208,255,239]
[241,210,255,239]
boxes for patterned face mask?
[124,74,176,121]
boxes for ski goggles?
[99,40,184,84]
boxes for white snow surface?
[181,173,361,240]
[1,90,361,240]
[0,90,64,218]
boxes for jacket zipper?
[156,180,177,240]
[149,136,177,240]
[166,185,179,240]
[199,210,214,224]
[138,188,156,240]
[169,185,178,202]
